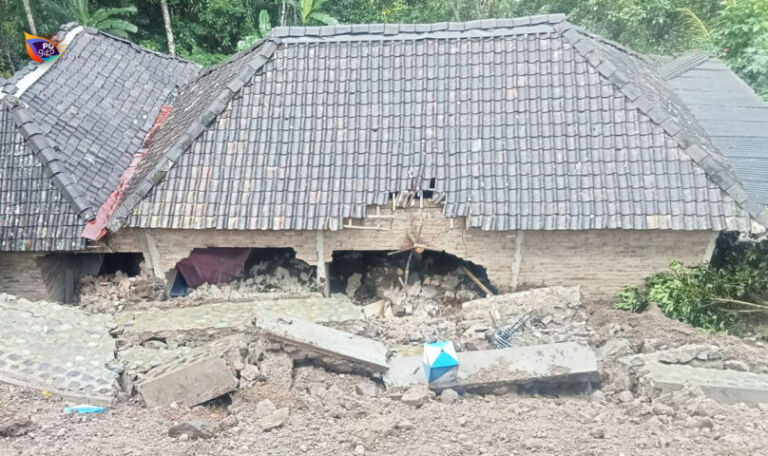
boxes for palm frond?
[92,19,138,37]
[310,11,338,25]
[676,7,714,47]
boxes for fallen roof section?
[661,52,768,208]
[103,15,765,233]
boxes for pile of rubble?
[186,252,317,300]
[78,269,164,313]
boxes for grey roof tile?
[101,18,762,233]
[0,25,200,251]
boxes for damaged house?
[1,15,767,302]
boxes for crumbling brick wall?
[104,206,518,289]
[101,207,718,300]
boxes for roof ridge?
[271,14,566,39]
[659,51,711,80]
[557,22,768,229]
[102,37,281,233]
[3,96,95,221]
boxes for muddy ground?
[2,298,768,456]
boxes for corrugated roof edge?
[2,96,95,221]
[104,37,281,232]
[558,23,768,230]
[658,51,711,80]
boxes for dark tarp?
[176,247,251,288]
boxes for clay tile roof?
[94,17,768,232]
[0,24,201,251]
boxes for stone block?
[137,336,241,407]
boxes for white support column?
[510,231,525,290]
[140,231,165,280]
[316,231,330,296]
[702,232,719,263]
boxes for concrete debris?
[255,399,277,418]
[385,341,600,392]
[187,253,316,300]
[400,385,431,408]
[168,420,215,440]
[0,410,34,437]
[258,407,289,432]
[258,351,294,392]
[439,388,460,404]
[355,381,378,397]
[255,312,389,375]
[0,293,119,406]
[137,336,243,407]
[115,296,362,344]
[459,286,594,351]
[634,360,768,405]
[79,270,164,313]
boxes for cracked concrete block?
[255,312,388,375]
[636,361,768,405]
[137,337,242,407]
[385,342,599,392]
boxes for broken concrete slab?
[0,293,119,406]
[384,342,599,392]
[635,361,768,405]
[459,286,594,349]
[255,312,388,375]
[115,295,362,343]
[137,336,243,408]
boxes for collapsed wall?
[1,205,719,302]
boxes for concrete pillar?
[139,231,165,280]
[316,232,330,296]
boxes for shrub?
[614,240,768,332]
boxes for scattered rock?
[616,391,634,403]
[0,411,33,437]
[346,273,363,298]
[401,385,430,408]
[354,444,366,456]
[240,364,262,383]
[355,381,378,397]
[168,421,214,440]
[589,428,605,439]
[439,388,460,404]
[255,399,277,418]
[652,403,675,417]
[260,351,294,392]
[258,408,289,432]
[598,338,633,359]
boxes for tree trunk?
[22,0,36,35]
[160,0,175,57]
[280,0,286,26]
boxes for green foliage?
[615,286,648,312]
[287,0,339,25]
[44,0,139,37]
[237,9,271,51]
[715,0,768,97]
[615,242,768,332]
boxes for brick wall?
[0,252,48,300]
[0,252,105,302]
[517,230,717,300]
[95,207,719,301]
[103,206,518,289]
